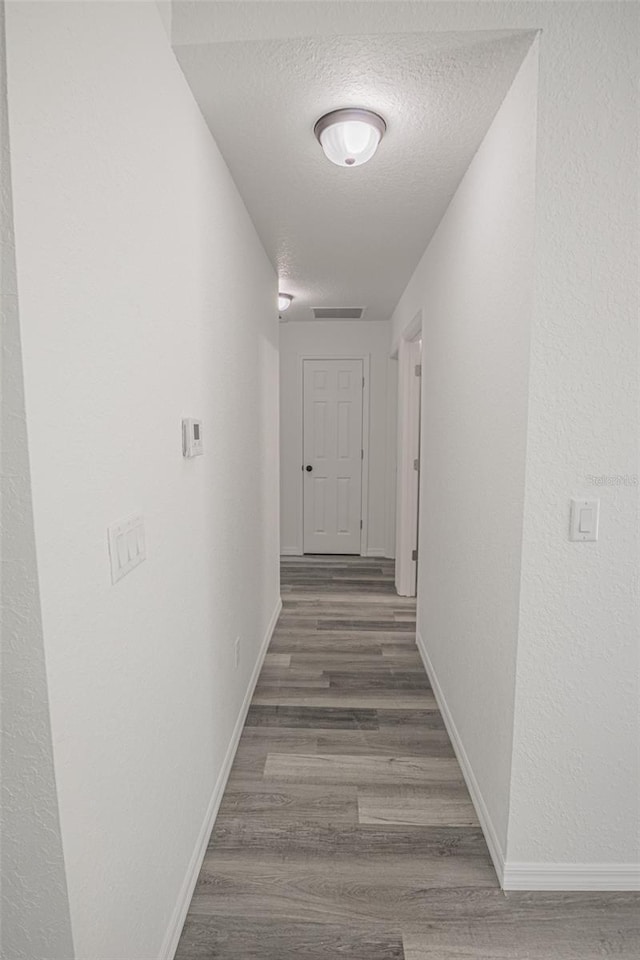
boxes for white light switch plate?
[569,498,599,542]
[108,514,146,583]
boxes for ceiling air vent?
[312,307,365,320]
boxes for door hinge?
[361,448,364,460]
[360,519,363,530]
[362,376,365,388]
[415,363,422,377]
[413,458,419,471]
[412,549,417,561]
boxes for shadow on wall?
[0,3,75,956]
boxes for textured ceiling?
[175,30,534,322]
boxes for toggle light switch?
[569,499,599,542]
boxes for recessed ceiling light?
[278,293,293,311]
[314,108,386,167]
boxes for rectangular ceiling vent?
[312,307,366,321]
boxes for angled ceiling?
[174,29,534,322]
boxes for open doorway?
[395,314,423,597]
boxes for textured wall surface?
[4,2,279,956]
[279,320,396,557]
[391,43,538,856]
[392,1,639,870]
[507,2,639,865]
[0,2,75,955]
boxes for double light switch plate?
[108,514,146,583]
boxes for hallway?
[175,559,639,959]
[3,3,638,955]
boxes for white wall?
[1,2,74,955]
[279,320,396,557]
[392,1,639,882]
[392,42,538,859]
[4,3,279,958]
[506,4,639,872]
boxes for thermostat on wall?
[182,418,203,458]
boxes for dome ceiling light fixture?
[314,108,386,168]
[278,293,293,312]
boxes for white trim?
[395,332,422,597]
[402,309,424,344]
[159,597,283,960]
[360,355,371,558]
[416,631,640,893]
[415,630,505,886]
[365,547,387,557]
[503,862,640,891]
[384,357,398,560]
[280,546,301,556]
[296,353,371,557]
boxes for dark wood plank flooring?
[176,557,639,959]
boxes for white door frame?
[395,312,422,596]
[293,353,371,557]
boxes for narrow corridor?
[176,558,639,959]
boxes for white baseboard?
[159,597,283,960]
[365,547,387,558]
[415,630,505,886]
[415,633,640,893]
[281,547,391,559]
[503,862,640,891]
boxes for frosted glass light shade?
[314,109,386,167]
[278,293,293,311]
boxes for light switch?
[108,514,146,583]
[569,499,599,542]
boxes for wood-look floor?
[176,557,639,959]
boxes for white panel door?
[303,359,363,554]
